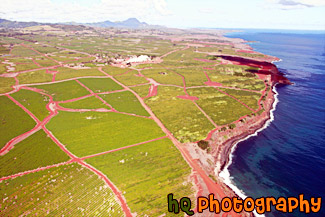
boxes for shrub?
[228,123,236,129]
[197,140,209,150]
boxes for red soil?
[177,95,198,100]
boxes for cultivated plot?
[0,130,70,178]
[86,138,194,216]
[0,163,123,216]
[0,96,35,149]
[100,91,149,116]
[188,87,253,125]
[46,111,165,157]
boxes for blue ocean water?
[226,30,325,217]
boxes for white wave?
[217,85,279,217]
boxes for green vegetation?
[130,84,149,98]
[114,71,148,86]
[60,96,107,109]
[10,45,38,57]
[141,68,184,86]
[55,67,104,81]
[0,130,70,178]
[197,140,209,150]
[188,87,252,125]
[32,80,89,101]
[0,96,36,149]
[101,65,131,76]
[11,89,50,120]
[0,77,15,93]
[0,163,123,216]
[46,111,165,157]
[145,86,214,142]
[219,88,262,110]
[86,138,194,216]
[209,71,265,91]
[17,70,53,84]
[228,123,236,129]
[100,91,149,116]
[78,77,123,93]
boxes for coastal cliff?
[184,49,290,216]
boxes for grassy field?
[32,80,89,101]
[0,130,70,178]
[60,96,108,109]
[46,111,165,157]
[0,77,15,93]
[10,45,38,57]
[141,68,184,86]
[173,67,208,87]
[78,77,123,93]
[130,84,150,98]
[100,91,149,116]
[17,70,53,84]
[145,86,214,142]
[219,88,262,110]
[86,138,194,216]
[114,71,148,86]
[188,87,252,125]
[11,89,50,121]
[0,96,36,149]
[0,163,123,216]
[209,71,265,91]
[54,67,104,81]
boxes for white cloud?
[0,0,171,23]
[266,0,325,9]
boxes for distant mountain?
[0,18,41,28]
[0,18,163,29]
[85,18,150,29]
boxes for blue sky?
[1,0,324,30]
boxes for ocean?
[224,30,325,217]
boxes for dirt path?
[98,67,243,217]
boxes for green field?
[55,67,104,81]
[0,77,15,93]
[100,91,149,116]
[0,163,123,216]
[86,138,194,216]
[0,130,70,178]
[0,96,36,149]
[11,89,50,121]
[78,77,123,93]
[17,70,53,84]
[188,87,252,125]
[145,86,214,142]
[219,88,262,110]
[32,80,89,101]
[60,96,108,109]
[46,111,165,157]
[141,68,184,86]
[130,84,150,98]
[114,71,148,86]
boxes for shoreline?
[218,84,279,217]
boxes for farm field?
[78,77,123,93]
[145,86,215,142]
[11,89,50,121]
[60,96,108,109]
[32,80,90,101]
[0,130,70,177]
[0,24,274,217]
[0,163,123,216]
[46,111,165,157]
[0,96,36,149]
[100,91,149,116]
[188,87,253,125]
[86,138,194,217]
